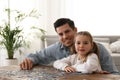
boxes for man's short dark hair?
[54,18,75,31]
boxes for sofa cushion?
[111,53,120,65]
[111,53,120,71]
[93,38,110,43]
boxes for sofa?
[44,35,120,72]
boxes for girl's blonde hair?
[74,31,100,62]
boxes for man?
[20,18,119,74]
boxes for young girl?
[53,31,102,73]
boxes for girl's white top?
[53,53,102,73]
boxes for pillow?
[93,38,110,43]
[110,40,120,53]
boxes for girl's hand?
[64,66,76,73]
[99,70,110,74]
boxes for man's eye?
[59,33,63,36]
[65,30,70,33]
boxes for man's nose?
[63,34,68,39]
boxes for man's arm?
[20,42,69,70]
[97,43,119,74]
[20,42,60,70]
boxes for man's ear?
[74,27,78,32]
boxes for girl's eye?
[77,42,80,44]
[84,42,88,44]
[75,41,90,45]
[75,42,80,44]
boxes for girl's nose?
[79,43,84,47]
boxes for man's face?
[56,23,77,47]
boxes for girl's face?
[75,35,93,56]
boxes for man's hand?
[64,66,76,73]
[19,58,33,70]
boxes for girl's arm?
[53,54,76,71]
[74,53,101,73]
